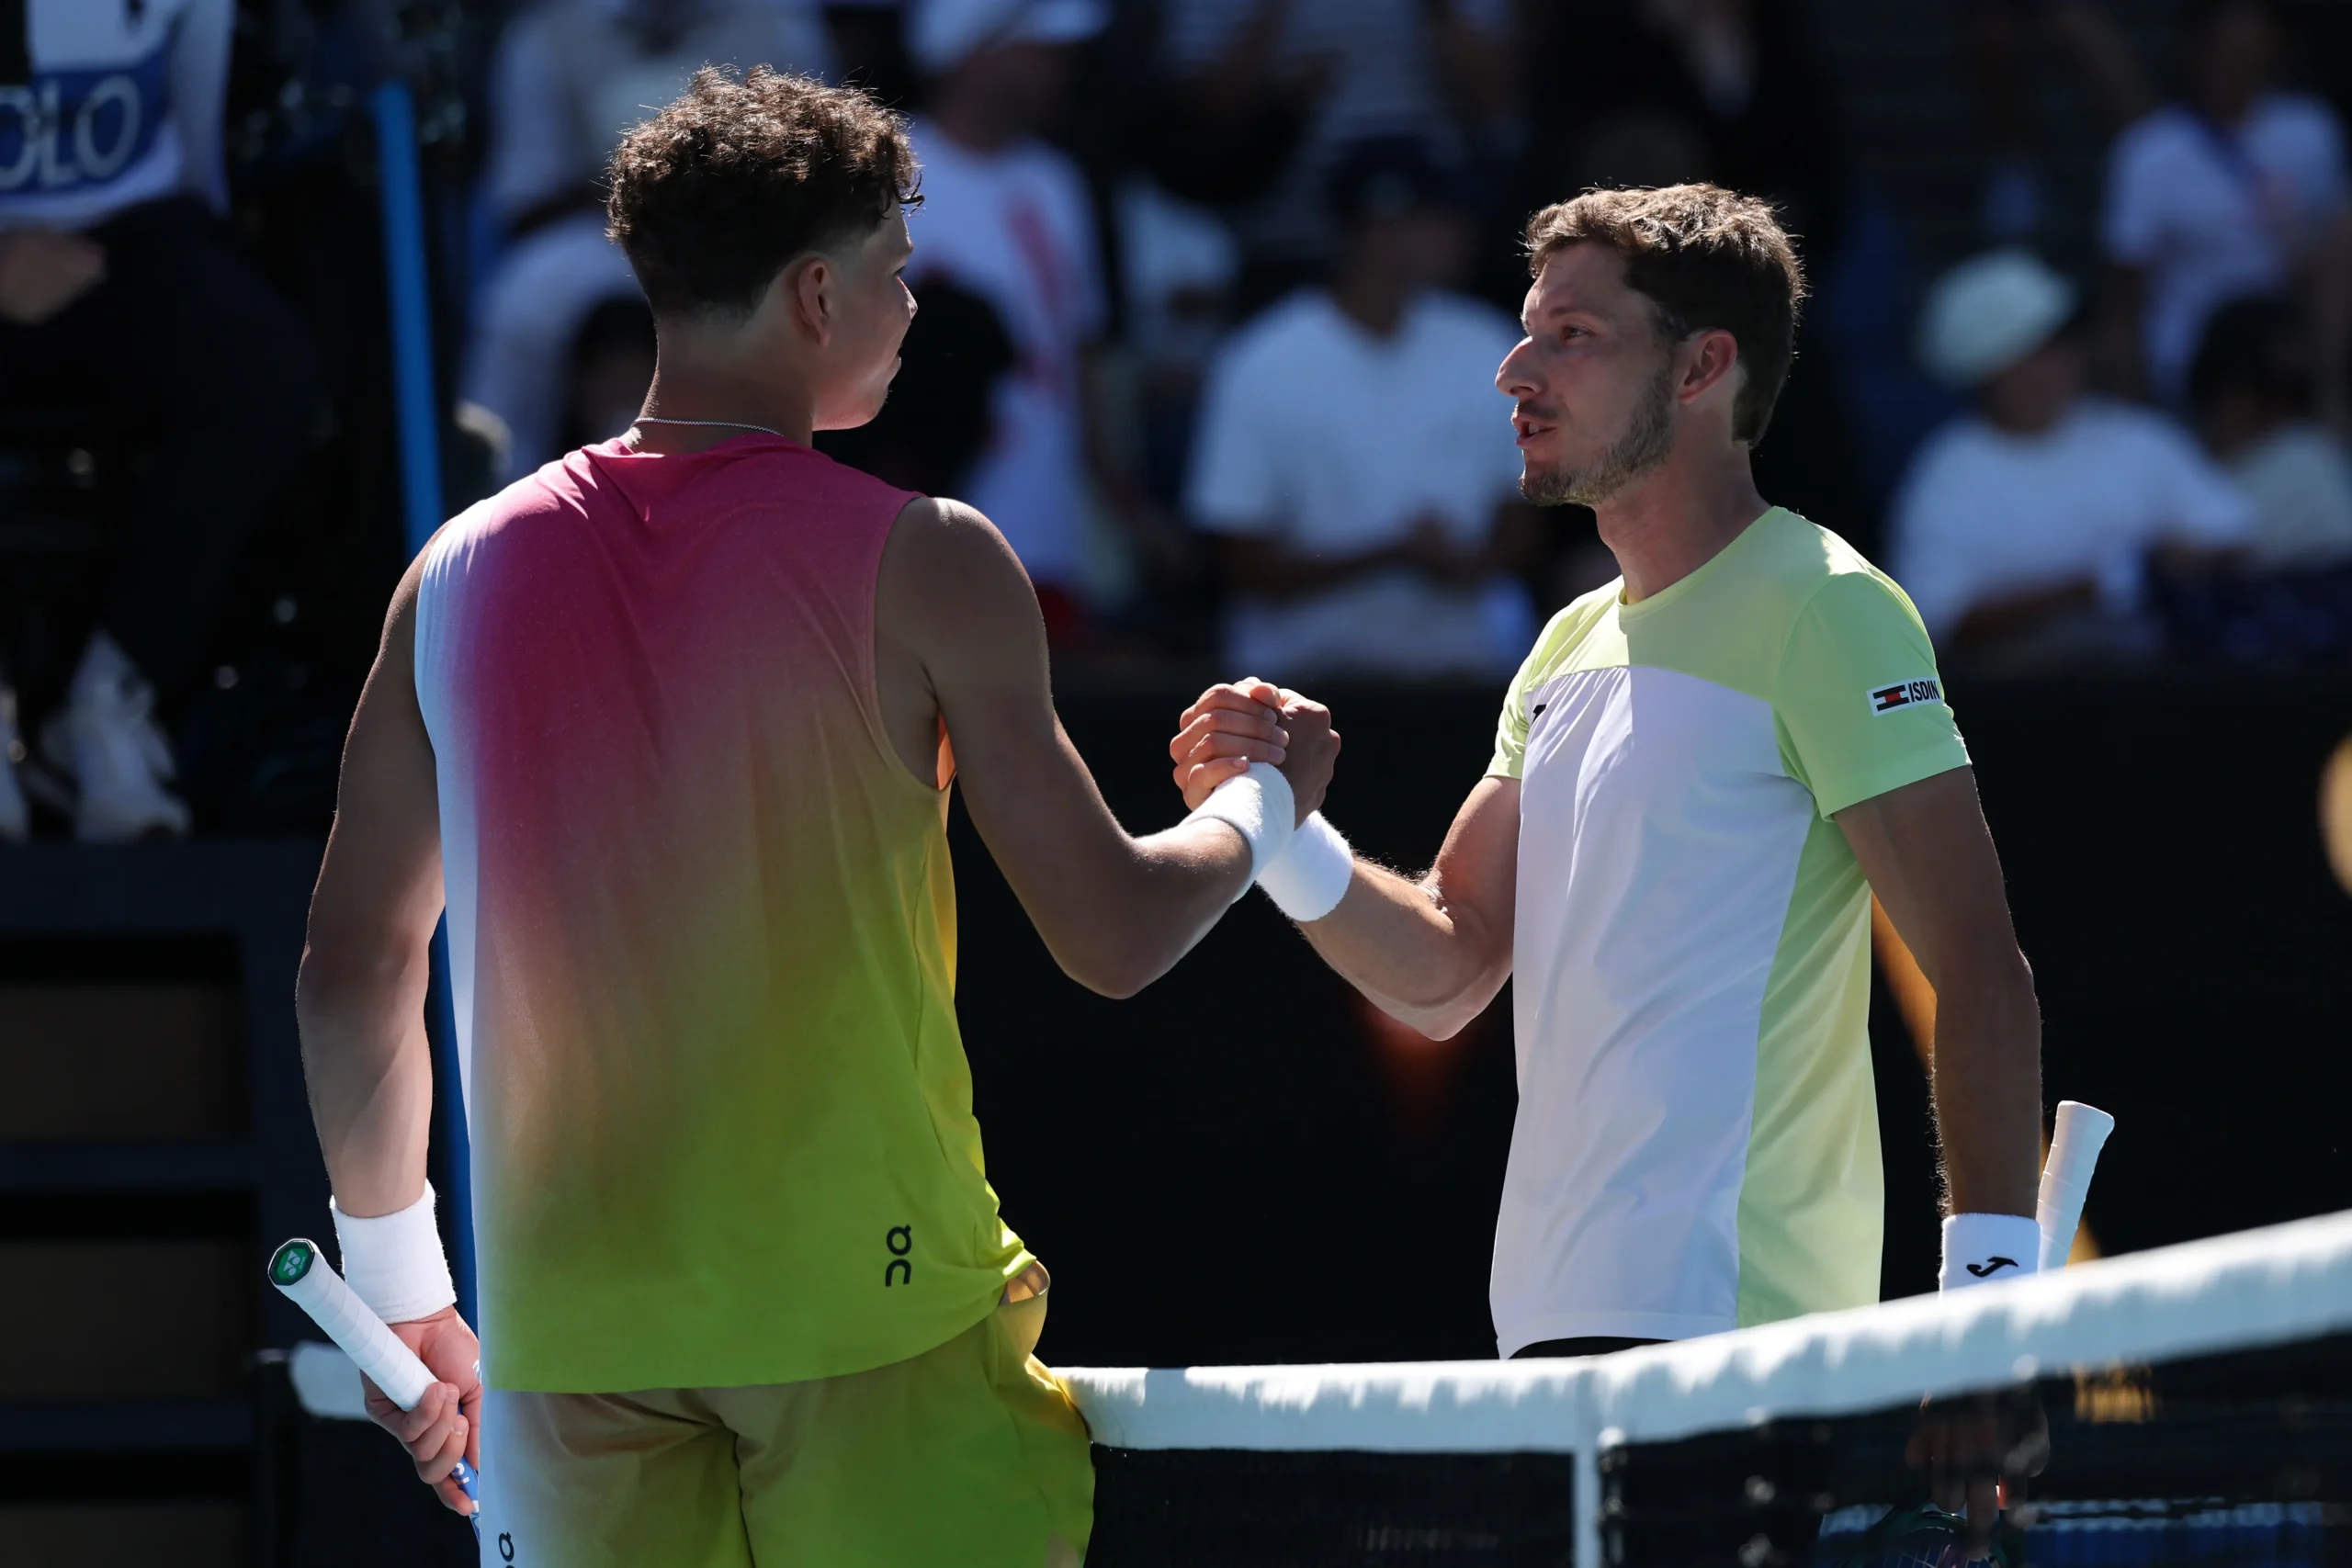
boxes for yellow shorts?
[476,1276,1091,1567]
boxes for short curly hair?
[1524,184,1806,446]
[605,66,921,319]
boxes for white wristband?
[330,1181,458,1325]
[1939,1212,2042,1292]
[1184,761,1296,881]
[1258,811,1353,921]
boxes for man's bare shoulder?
[878,496,1048,673]
[888,494,1027,565]
[883,495,1036,604]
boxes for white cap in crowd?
[908,0,1109,75]
[1917,248,2077,389]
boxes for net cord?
[1061,1207,2352,1566]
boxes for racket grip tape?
[268,1238,481,1513]
[2035,1101,2116,1271]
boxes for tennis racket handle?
[2035,1101,2116,1270]
[270,1238,437,1410]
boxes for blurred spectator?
[2189,295,2352,568]
[1892,250,2253,666]
[463,0,833,483]
[0,0,322,841]
[1185,137,1535,682]
[1116,176,1241,511]
[2101,0,2352,414]
[1150,0,1516,302]
[905,0,1171,638]
[1961,0,2151,242]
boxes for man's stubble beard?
[1520,359,1677,509]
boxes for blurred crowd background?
[4,0,2352,841]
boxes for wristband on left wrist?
[1939,1212,2043,1292]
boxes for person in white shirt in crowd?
[1154,0,1515,294]
[1185,136,1538,682]
[0,0,321,842]
[2189,295,2352,569]
[1892,249,2254,666]
[905,0,1176,640]
[2100,0,2352,417]
[462,0,833,483]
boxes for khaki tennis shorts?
[476,1267,1091,1567]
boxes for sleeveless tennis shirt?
[414,434,1034,1393]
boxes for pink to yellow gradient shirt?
[415,434,1035,1393]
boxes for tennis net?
[1064,1209,2352,1566]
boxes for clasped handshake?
[1167,678,1361,922]
[1168,678,1340,815]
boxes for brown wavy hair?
[605,66,922,319]
[1524,184,1805,446]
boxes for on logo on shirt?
[1867,677,1943,716]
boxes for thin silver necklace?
[633,416,786,437]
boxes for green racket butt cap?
[269,1239,317,1288]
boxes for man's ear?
[1676,328,1744,409]
[785,253,835,345]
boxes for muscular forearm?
[297,945,437,1217]
[1928,953,2043,1218]
[1299,861,1509,1039]
[985,809,1254,999]
[1092,820,1260,996]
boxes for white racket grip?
[271,1239,436,1410]
[2035,1100,2116,1271]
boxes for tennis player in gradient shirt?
[293,68,1335,1566]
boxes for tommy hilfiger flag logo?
[1868,678,1943,716]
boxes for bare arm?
[296,550,479,1514]
[298,551,447,1218]
[1838,766,2041,1218]
[1172,682,1518,1038]
[881,500,1336,998]
[1292,777,1520,1039]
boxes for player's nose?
[1497,339,1541,400]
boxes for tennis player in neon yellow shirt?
[293,69,1337,1564]
[1174,186,2049,1374]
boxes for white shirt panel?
[1495,663,1816,1352]
[415,510,492,1120]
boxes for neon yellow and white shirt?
[1487,507,1969,1354]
